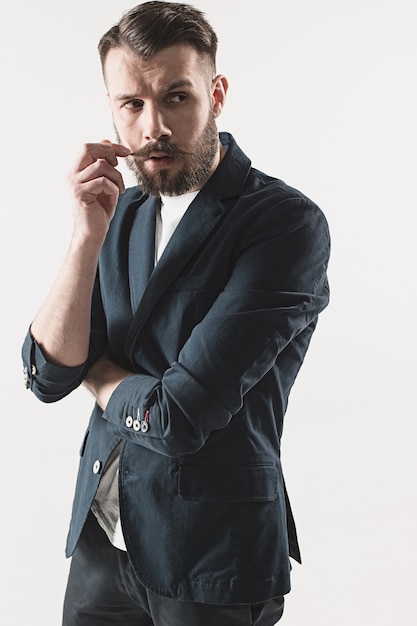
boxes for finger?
[98,139,132,163]
[69,159,126,196]
[74,176,120,209]
[75,141,131,171]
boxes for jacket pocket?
[178,464,278,502]
[167,273,228,293]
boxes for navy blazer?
[22,133,330,605]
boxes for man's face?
[104,43,227,196]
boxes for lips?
[144,152,175,169]
[148,151,170,160]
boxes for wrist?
[83,357,132,411]
[71,220,108,249]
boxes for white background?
[1,0,416,624]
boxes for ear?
[212,75,228,118]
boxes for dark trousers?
[63,511,285,626]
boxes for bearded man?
[22,2,330,624]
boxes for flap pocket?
[168,273,227,293]
[178,465,278,502]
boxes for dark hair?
[98,1,218,73]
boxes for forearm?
[30,233,102,367]
[83,354,133,410]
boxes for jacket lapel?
[128,196,158,313]
[125,191,226,361]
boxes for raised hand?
[68,140,131,243]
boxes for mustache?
[129,141,192,158]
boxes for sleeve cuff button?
[133,419,141,431]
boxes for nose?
[142,104,172,142]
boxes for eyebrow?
[113,80,194,102]
[164,80,194,91]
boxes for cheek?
[113,114,139,143]
[114,112,134,131]
[176,107,210,140]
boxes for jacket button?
[133,419,141,431]
[141,422,149,433]
[125,416,133,428]
[93,460,102,474]
[23,366,30,388]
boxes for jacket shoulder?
[248,168,315,204]
[244,168,329,232]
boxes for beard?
[117,112,219,197]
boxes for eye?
[166,93,187,104]
[124,99,143,110]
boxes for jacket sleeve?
[102,197,330,457]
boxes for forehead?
[104,43,211,93]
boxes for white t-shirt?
[91,190,199,550]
